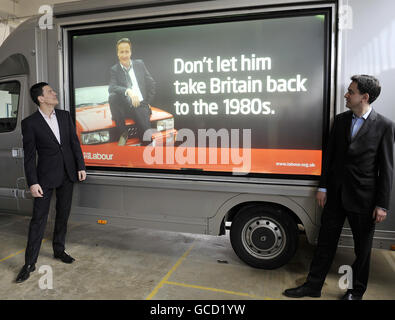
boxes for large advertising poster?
[71,12,328,176]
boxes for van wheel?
[230,205,298,269]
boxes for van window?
[0,81,20,133]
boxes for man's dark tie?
[124,68,133,88]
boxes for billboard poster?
[71,13,328,176]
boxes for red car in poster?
[74,85,177,167]
[75,86,176,145]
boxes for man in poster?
[108,38,156,145]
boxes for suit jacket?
[108,59,155,105]
[319,109,394,214]
[21,109,86,188]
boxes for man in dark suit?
[16,82,86,283]
[283,75,394,300]
[108,38,156,145]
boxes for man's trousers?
[108,93,152,142]
[305,202,376,297]
[24,171,74,265]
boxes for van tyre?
[230,205,298,269]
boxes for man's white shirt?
[38,107,61,144]
[121,61,144,102]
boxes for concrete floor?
[0,212,394,300]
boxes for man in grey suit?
[283,75,394,300]
[108,38,156,145]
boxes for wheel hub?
[242,218,285,259]
[251,227,276,250]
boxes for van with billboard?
[0,0,394,269]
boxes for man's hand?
[316,191,327,208]
[126,89,141,107]
[78,170,87,181]
[373,207,387,223]
[30,184,43,198]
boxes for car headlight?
[157,118,174,131]
[81,130,110,145]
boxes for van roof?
[53,0,173,17]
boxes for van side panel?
[70,174,319,241]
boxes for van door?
[0,76,29,214]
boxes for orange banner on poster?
[81,144,322,175]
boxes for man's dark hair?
[116,38,132,50]
[30,82,48,106]
[351,74,381,104]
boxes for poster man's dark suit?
[306,109,394,296]
[108,59,155,141]
[21,110,85,265]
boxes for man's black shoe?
[283,284,321,298]
[54,251,75,264]
[118,130,129,146]
[15,264,36,283]
[341,292,363,300]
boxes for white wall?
[0,23,11,47]
[0,0,80,46]
[339,0,395,121]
